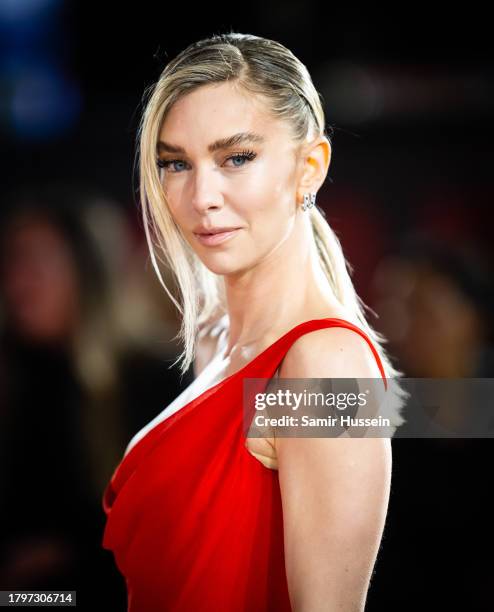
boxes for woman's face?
[157,81,304,276]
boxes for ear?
[296,136,332,204]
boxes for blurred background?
[0,2,493,610]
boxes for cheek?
[231,161,295,218]
[162,159,296,234]
[162,197,191,240]
[162,184,183,220]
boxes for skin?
[159,80,392,611]
[158,80,342,358]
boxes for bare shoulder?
[278,322,384,380]
[274,326,391,468]
[274,326,393,536]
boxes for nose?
[190,165,223,214]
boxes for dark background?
[1,2,493,610]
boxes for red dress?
[101,318,387,611]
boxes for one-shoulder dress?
[101,318,388,611]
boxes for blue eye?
[157,159,187,172]
[156,150,257,174]
[229,151,256,167]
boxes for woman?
[102,32,407,611]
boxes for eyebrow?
[156,131,266,155]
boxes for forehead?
[158,81,291,152]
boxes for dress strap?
[247,318,388,391]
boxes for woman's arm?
[275,327,392,612]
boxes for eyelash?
[156,150,257,173]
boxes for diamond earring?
[302,192,316,211]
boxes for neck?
[222,213,343,359]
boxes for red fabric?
[101,318,387,611]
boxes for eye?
[226,150,257,168]
[156,150,257,174]
[156,159,188,173]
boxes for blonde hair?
[136,32,408,427]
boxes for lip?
[193,228,241,246]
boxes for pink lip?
[194,228,241,246]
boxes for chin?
[198,254,249,277]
